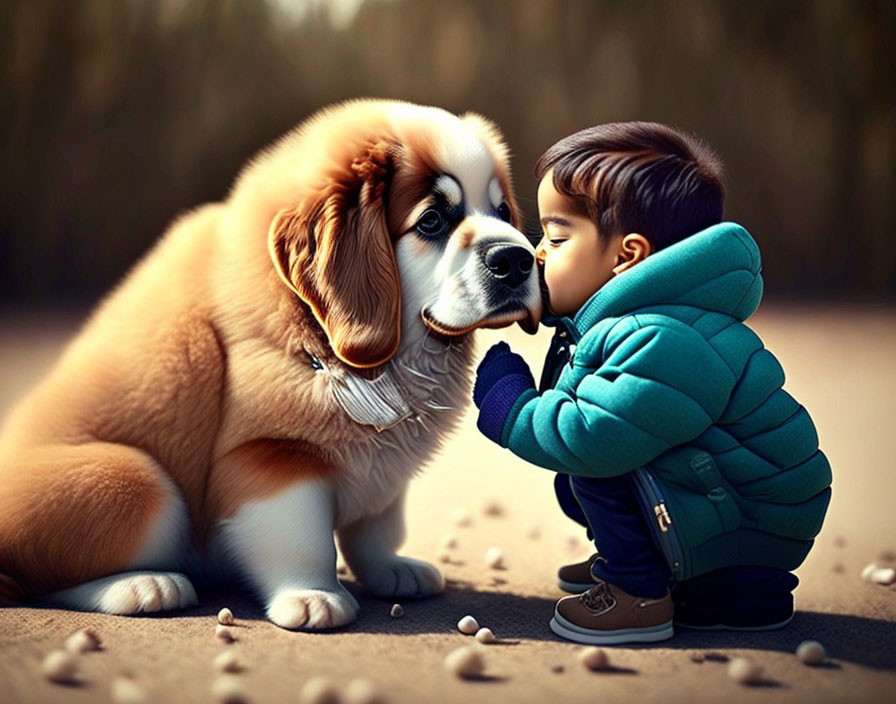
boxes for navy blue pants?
[555,473,799,624]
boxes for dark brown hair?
[534,122,725,251]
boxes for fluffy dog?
[0,99,541,629]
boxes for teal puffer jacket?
[499,222,831,580]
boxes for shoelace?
[579,580,617,613]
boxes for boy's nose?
[484,245,534,288]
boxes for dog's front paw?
[266,587,359,630]
[359,557,445,599]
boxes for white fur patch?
[488,178,503,210]
[434,174,463,207]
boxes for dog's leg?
[336,485,444,599]
[220,478,358,630]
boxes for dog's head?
[267,100,541,369]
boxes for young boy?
[472,122,832,645]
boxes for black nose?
[484,245,534,289]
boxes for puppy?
[0,99,541,629]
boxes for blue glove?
[473,342,536,444]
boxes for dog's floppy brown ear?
[269,139,402,369]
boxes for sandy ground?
[0,306,895,704]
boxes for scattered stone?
[474,627,496,644]
[878,549,896,563]
[833,535,847,548]
[453,508,473,528]
[299,676,340,704]
[111,675,147,704]
[457,615,479,635]
[438,552,452,564]
[216,624,236,643]
[551,664,564,674]
[796,640,826,665]
[690,653,705,663]
[42,650,78,684]
[832,563,846,574]
[871,567,896,585]
[727,657,762,685]
[217,608,235,626]
[861,563,879,581]
[484,547,505,570]
[214,650,243,673]
[444,646,485,679]
[578,647,609,671]
[390,604,404,618]
[344,678,382,704]
[64,627,102,653]
[212,674,248,704]
[704,652,729,662]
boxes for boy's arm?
[481,318,738,477]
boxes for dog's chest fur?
[323,332,474,527]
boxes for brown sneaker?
[549,579,674,644]
[557,553,601,592]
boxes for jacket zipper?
[630,467,688,577]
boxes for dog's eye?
[416,209,447,238]
[496,202,512,223]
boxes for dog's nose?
[484,245,535,289]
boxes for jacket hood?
[569,222,764,333]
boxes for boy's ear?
[612,233,653,275]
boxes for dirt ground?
[1,306,894,704]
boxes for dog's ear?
[268,139,402,369]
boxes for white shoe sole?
[549,611,674,645]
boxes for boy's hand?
[473,342,536,444]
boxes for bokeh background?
[1,0,895,309]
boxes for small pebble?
[390,603,404,618]
[833,535,847,548]
[878,549,896,563]
[442,534,458,550]
[832,563,845,574]
[871,567,896,585]
[443,646,485,679]
[483,500,504,517]
[64,627,102,653]
[438,552,452,564]
[42,649,78,684]
[861,563,879,581]
[551,664,564,674]
[299,676,340,704]
[216,624,236,643]
[690,653,705,663]
[796,640,826,665]
[578,646,609,671]
[111,676,147,704]
[212,674,248,704]
[217,607,235,625]
[214,650,243,673]
[453,508,473,527]
[526,526,542,540]
[344,678,382,704]
[484,547,505,569]
[457,615,479,635]
[565,534,581,550]
[727,657,763,685]
[474,627,496,644]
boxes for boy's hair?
[534,122,725,251]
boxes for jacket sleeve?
[500,317,738,477]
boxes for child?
[472,122,831,645]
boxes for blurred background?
[1,0,894,309]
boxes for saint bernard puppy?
[0,99,541,629]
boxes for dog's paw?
[96,572,198,614]
[267,587,359,630]
[359,557,445,599]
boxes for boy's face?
[535,172,622,317]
